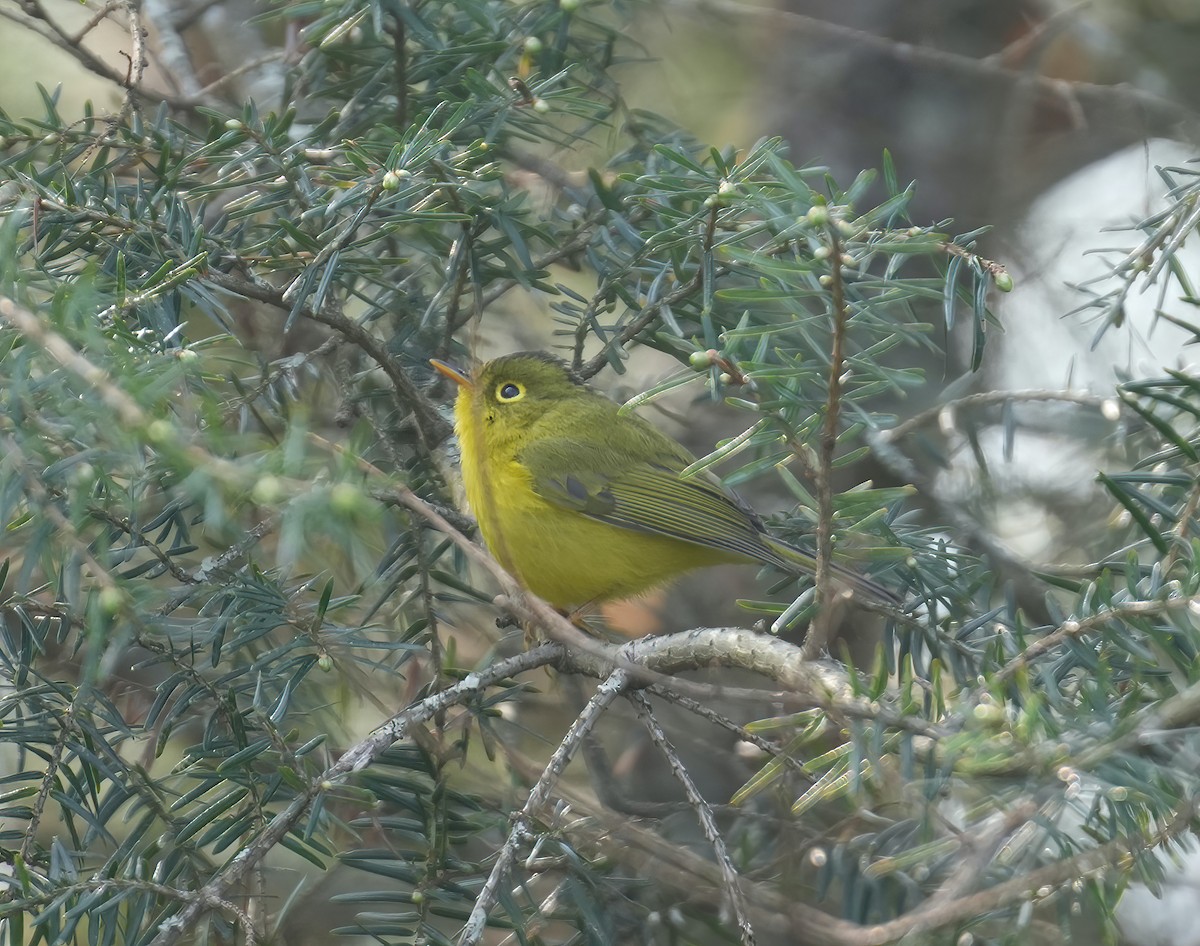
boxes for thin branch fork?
[630,691,756,946]
[144,642,567,946]
[457,668,633,946]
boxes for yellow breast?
[454,400,718,608]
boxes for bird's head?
[431,351,586,449]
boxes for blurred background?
[3,1,1199,942]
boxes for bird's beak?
[430,358,472,388]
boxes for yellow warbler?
[431,352,898,610]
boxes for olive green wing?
[521,435,900,605]
[518,436,774,563]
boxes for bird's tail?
[761,535,902,608]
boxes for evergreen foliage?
[0,2,1196,945]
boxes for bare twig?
[561,675,681,817]
[576,204,720,380]
[879,389,1116,444]
[1162,472,1200,574]
[629,691,756,946]
[70,0,121,43]
[16,697,76,869]
[0,2,193,111]
[801,221,849,661]
[388,13,408,129]
[663,0,1193,129]
[994,594,1200,684]
[457,667,633,946]
[121,0,148,105]
[646,684,817,788]
[191,51,286,102]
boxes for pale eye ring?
[496,381,524,402]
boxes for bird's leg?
[519,606,600,648]
[566,603,607,636]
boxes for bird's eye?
[496,381,524,402]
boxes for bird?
[430,351,899,611]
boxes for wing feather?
[520,434,900,605]
[520,437,772,563]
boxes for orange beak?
[430,358,472,388]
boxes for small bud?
[805,205,829,226]
[382,170,401,190]
[252,475,285,505]
[819,274,833,287]
[689,350,713,370]
[813,246,831,260]
[993,271,1014,292]
[560,0,580,10]
[224,119,243,131]
[524,36,543,54]
[532,98,550,113]
[99,586,128,616]
[318,653,334,672]
[973,703,1002,723]
[145,419,175,445]
[330,482,365,515]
